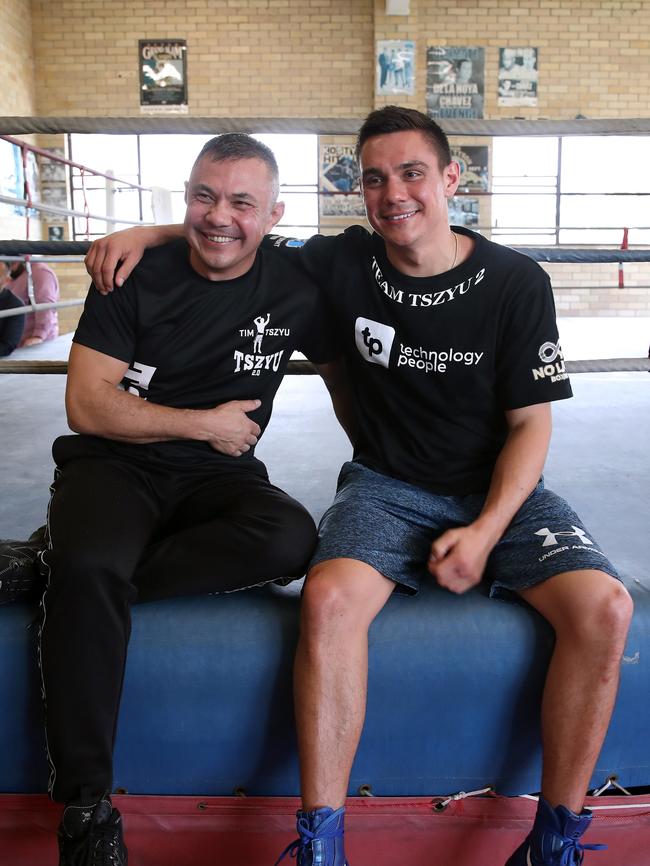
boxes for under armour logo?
[534,526,594,547]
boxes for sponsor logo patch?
[354,317,395,368]
[532,340,569,383]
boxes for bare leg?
[520,570,633,813]
[295,559,395,810]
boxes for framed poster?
[451,145,489,193]
[319,142,365,220]
[376,40,415,96]
[426,47,484,119]
[498,47,538,107]
[139,40,188,113]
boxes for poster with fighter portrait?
[319,142,365,219]
[376,40,415,96]
[426,46,485,119]
[498,47,538,107]
[139,40,188,113]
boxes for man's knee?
[259,499,317,577]
[552,572,633,644]
[301,560,392,635]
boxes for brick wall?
[2,0,650,327]
[2,0,35,116]
[29,0,374,118]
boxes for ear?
[266,200,285,231]
[183,180,189,205]
[444,161,461,198]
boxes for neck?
[384,228,461,278]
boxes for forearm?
[473,411,551,545]
[66,383,207,444]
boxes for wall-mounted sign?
[139,40,188,113]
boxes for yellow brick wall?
[23,0,650,119]
[29,0,375,117]
[1,0,36,115]
[2,0,650,327]
[382,0,650,119]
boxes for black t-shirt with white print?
[73,237,336,472]
[267,225,572,495]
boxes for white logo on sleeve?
[538,341,562,364]
[532,341,568,383]
[123,361,157,397]
[354,317,395,368]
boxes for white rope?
[435,786,493,809]
[0,193,152,227]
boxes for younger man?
[85,110,632,866]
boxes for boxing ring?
[1,123,650,865]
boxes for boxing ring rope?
[0,134,154,232]
[1,240,649,373]
[5,116,650,136]
[1,123,648,373]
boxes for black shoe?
[0,526,47,604]
[58,796,128,866]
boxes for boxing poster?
[498,47,538,107]
[139,40,188,113]
[319,143,365,219]
[450,145,489,193]
[376,40,415,96]
[426,47,485,119]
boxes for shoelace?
[547,837,607,866]
[273,813,344,865]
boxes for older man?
[37,133,336,866]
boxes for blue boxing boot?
[274,806,348,866]
[505,796,606,865]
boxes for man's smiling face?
[359,130,459,258]
[184,156,284,281]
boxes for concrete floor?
[1,322,648,582]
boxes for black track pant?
[39,441,317,804]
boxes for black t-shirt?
[0,288,25,356]
[73,238,336,471]
[267,226,572,494]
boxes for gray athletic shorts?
[310,461,620,597]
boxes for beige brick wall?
[22,0,650,119]
[1,0,36,115]
[2,0,650,327]
[388,0,650,119]
[29,0,374,117]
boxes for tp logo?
[354,317,395,368]
[534,526,594,547]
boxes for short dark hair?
[194,133,280,201]
[355,106,451,171]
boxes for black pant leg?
[40,455,162,804]
[134,473,317,601]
